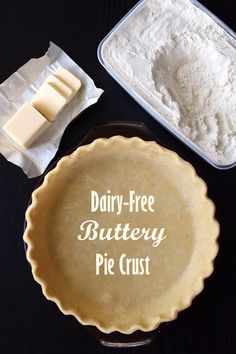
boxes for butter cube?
[46,74,74,102]
[32,83,67,122]
[3,103,50,149]
[54,68,81,98]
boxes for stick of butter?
[3,103,50,149]
[32,83,67,122]
[54,68,81,97]
[3,67,82,150]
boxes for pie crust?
[23,136,219,334]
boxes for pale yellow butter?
[54,68,81,97]
[3,68,81,150]
[3,103,50,149]
[46,75,74,102]
[32,83,67,122]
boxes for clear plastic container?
[97,0,236,170]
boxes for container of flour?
[98,0,236,169]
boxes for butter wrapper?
[0,42,103,177]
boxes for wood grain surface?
[0,1,235,353]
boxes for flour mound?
[152,33,236,163]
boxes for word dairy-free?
[91,190,155,215]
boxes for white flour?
[104,0,236,165]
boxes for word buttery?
[77,220,167,248]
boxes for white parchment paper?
[0,42,103,177]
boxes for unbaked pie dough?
[24,136,219,334]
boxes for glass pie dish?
[23,121,219,347]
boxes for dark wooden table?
[0,1,235,353]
